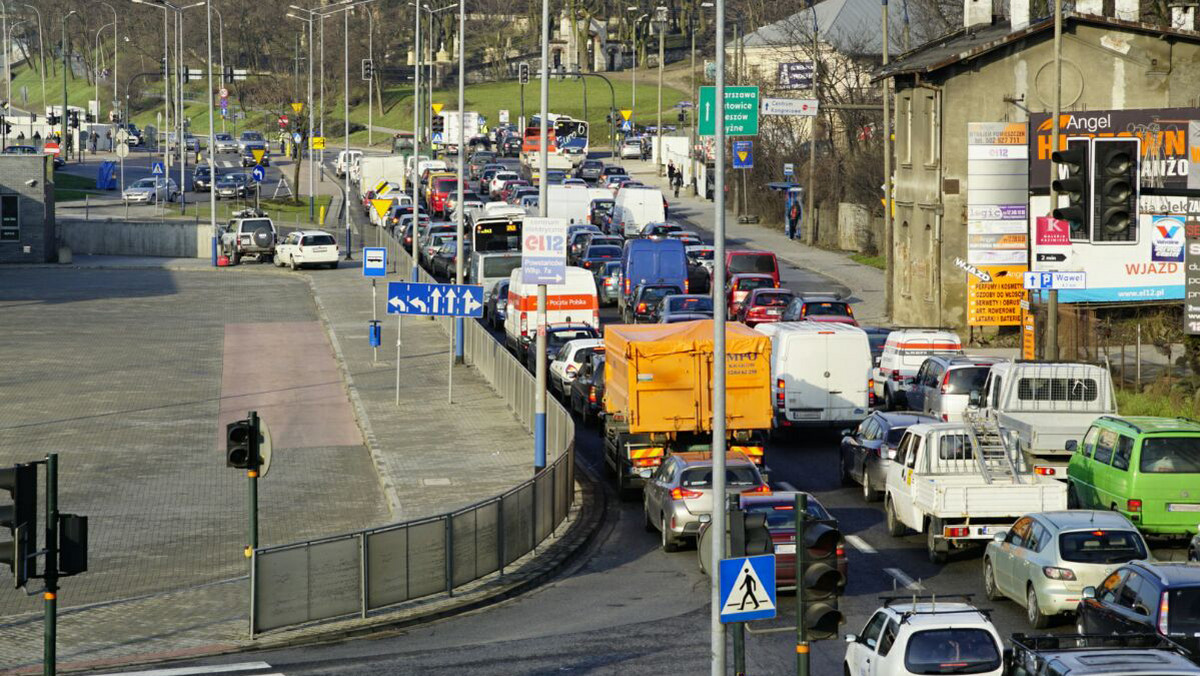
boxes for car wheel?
[927,521,948,564]
[1027,585,1049,629]
[983,559,1003,601]
[862,471,881,502]
[660,515,678,553]
[289,256,298,271]
[884,497,906,536]
[1190,545,1199,562]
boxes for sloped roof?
[742,0,909,56]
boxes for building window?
[899,221,911,296]
[925,93,939,167]
[925,223,935,301]
[901,97,912,166]
[0,195,17,241]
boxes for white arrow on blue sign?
[251,165,266,183]
[431,131,444,144]
[1023,271,1086,291]
[386,281,484,317]
[362,247,387,277]
[719,555,777,623]
[151,161,165,176]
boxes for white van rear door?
[784,333,829,421]
[827,335,870,419]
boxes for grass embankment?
[1115,387,1199,418]
[179,195,334,225]
[850,253,886,270]
[53,172,99,202]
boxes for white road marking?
[885,567,923,590]
[845,535,877,554]
[98,662,274,676]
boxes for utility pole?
[882,0,893,317]
[454,0,465,364]
[710,0,728,669]
[535,0,549,471]
[367,8,374,147]
[411,0,422,281]
[655,5,665,175]
[343,7,352,260]
[804,0,818,245]
[1046,0,1063,360]
[206,0,216,265]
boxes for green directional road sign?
[699,86,759,136]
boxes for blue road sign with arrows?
[151,161,165,176]
[387,281,484,317]
[718,555,777,623]
[251,165,266,183]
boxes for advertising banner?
[967,122,1028,324]
[1186,201,1200,335]
[967,265,1027,326]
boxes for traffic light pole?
[795,491,808,676]
[246,411,260,561]
[730,495,746,676]
[1046,0,1063,361]
[44,453,58,676]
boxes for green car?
[1066,416,1200,535]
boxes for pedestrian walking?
[668,161,676,184]
[90,131,98,153]
[16,131,24,142]
[673,171,682,198]
[32,131,41,143]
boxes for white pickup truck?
[884,422,1068,564]
[967,361,1116,479]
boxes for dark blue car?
[839,411,937,502]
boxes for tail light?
[637,302,647,313]
[941,414,949,422]
[624,278,630,294]
[588,386,597,403]
[684,279,689,292]
[1158,591,1170,635]
[943,526,970,537]
[566,364,577,375]
[846,305,854,315]
[1127,498,1142,512]
[776,378,785,409]
[593,310,600,326]
[520,313,528,337]
[940,371,950,394]
[836,544,846,557]
[671,487,703,500]
[892,371,905,382]
[1034,466,1056,476]
[743,484,771,495]
[1042,566,1077,581]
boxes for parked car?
[843,599,1005,676]
[780,295,858,325]
[726,272,777,317]
[274,230,339,270]
[907,356,1003,422]
[736,288,795,327]
[569,351,606,424]
[219,210,276,265]
[984,510,1151,629]
[122,177,179,204]
[656,294,714,324]
[642,451,768,551]
[1067,416,1200,535]
[549,338,605,396]
[840,411,938,502]
[1077,561,1200,659]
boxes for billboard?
[966,122,1028,325]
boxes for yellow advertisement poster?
[967,265,1027,326]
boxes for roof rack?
[879,593,990,623]
[1010,632,1188,654]
[1097,415,1141,433]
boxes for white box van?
[613,187,666,238]
[504,266,600,354]
[757,322,873,428]
[872,329,964,410]
[546,184,593,224]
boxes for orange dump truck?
[603,320,773,494]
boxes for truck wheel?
[927,519,948,564]
[614,469,628,500]
[885,498,906,537]
[983,559,1003,601]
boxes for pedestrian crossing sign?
[718,555,776,623]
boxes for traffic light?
[1091,137,1140,243]
[161,57,169,78]
[361,58,374,81]
[47,113,59,126]
[226,419,254,468]
[730,504,774,557]
[518,62,530,85]
[431,114,445,139]
[798,517,845,640]
[0,463,37,588]
[1051,137,1090,240]
[69,111,80,129]
[58,514,88,577]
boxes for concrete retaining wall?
[58,219,214,258]
[837,202,870,252]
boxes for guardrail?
[249,233,574,635]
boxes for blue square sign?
[733,140,753,169]
[719,555,776,623]
[362,247,387,277]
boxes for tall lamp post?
[454,0,466,364]
[99,1,117,120]
[627,9,647,128]
[654,5,666,174]
[94,23,114,128]
[60,11,83,156]
[20,4,46,112]
[286,6,318,221]
[211,4,224,132]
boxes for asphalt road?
[97,151,1194,676]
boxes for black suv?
[501,135,522,157]
[1078,561,1200,659]
[1007,633,1200,675]
[192,165,215,192]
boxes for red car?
[737,288,795,327]
[784,296,858,325]
[726,272,778,316]
[726,250,780,286]
[499,179,530,203]
[428,176,458,217]
[738,492,847,592]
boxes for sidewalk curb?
[303,274,403,519]
[42,464,607,675]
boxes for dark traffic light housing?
[799,519,845,640]
[730,505,774,558]
[0,463,37,588]
[518,62,530,85]
[1051,137,1090,240]
[1091,137,1140,243]
[226,419,255,468]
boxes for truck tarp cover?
[604,320,772,434]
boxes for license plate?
[775,544,796,554]
[311,247,328,252]
[792,410,821,420]
[767,309,781,315]
[1168,503,1200,512]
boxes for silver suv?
[907,356,1002,422]
[219,210,277,264]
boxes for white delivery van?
[504,266,600,354]
[873,329,964,410]
[757,322,873,428]
[613,187,666,238]
[546,184,594,224]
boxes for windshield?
[904,628,1001,675]
[482,256,523,277]
[742,501,831,529]
[805,302,851,317]
[1139,437,1200,473]
[946,367,992,395]
[1058,530,1147,564]
[592,201,614,213]
[132,179,156,188]
[680,466,760,488]
[885,427,911,445]
[754,292,794,307]
[669,297,714,313]
[241,133,263,141]
[641,286,681,303]
[729,253,776,275]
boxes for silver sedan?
[643,452,768,552]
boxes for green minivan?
[1066,416,1200,536]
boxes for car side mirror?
[1065,439,1078,452]
[968,390,981,407]
[1082,586,1096,599]
[844,633,858,644]
[992,531,1007,543]
[840,429,852,438]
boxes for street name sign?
[699,86,759,136]
[761,97,818,117]
[386,282,484,317]
[522,217,568,285]
[1023,271,1087,290]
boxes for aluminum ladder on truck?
[963,410,1023,484]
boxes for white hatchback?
[844,601,1004,676]
[549,338,605,396]
[274,230,339,270]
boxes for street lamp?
[655,5,666,175]
[286,8,317,221]
[20,4,46,113]
[60,10,83,158]
[627,9,648,127]
[94,22,115,128]
[690,2,714,161]
[128,0,173,176]
[211,4,224,132]
[99,1,117,120]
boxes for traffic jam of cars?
[345,122,1200,675]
